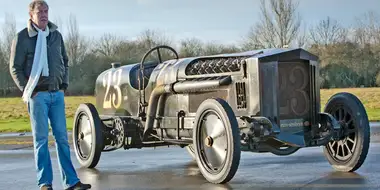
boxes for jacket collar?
[27,19,58,37]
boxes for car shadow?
[296,171,369,190]
[74,156,371,190]
[75,162,234,190]
[241,152,328,167]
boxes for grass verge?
[1,88,380,133]
[0,118,74,133]
[0,95,93,133]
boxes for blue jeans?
[27,90,80,189]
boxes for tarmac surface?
[1,123,380,190]
[1,143,380,190]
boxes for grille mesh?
[185,57,249,75]
[235,82,247,110]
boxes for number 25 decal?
[103,69,123,109]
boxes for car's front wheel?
[193,98,241,184]
[185,144,196,160]
[72,103,104,168]
[323,92,370,172]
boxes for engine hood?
[154,47,318,84]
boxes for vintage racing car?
[72,45,370,184]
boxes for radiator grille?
[235,82,247,110]
[185,57,249,75]
[278,62,311,120]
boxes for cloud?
[136,0,177,6]
[136,0,159,5]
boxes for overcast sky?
[0,0,379,45]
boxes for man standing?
[9,1,91,190]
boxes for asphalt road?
[1,123,380,190]
[1,142,380,190]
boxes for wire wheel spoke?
[322,93,371,172]
[114,118,125,148]
[327,106,357,162]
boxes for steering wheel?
[138,45,179,115]
[140,45,179,67]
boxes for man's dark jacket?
[9,20,69,93]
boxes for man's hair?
[29,0,49,12]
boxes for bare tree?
[243,0,301,49]
[65,14,89,66]
[136,29,175,61]
[1,13,17,61]
[179,38,204,57]
[137,29,173,49]
[309,16,347,46]
[53,16,63,33]
[0,13,17,96]
[296,23,308,48]
[353,11,380,45]
[93,33,121,57]
[0,39,5,96]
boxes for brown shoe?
[40,184,53,190]
[65,181,91,190]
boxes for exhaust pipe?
[143,75,232,138]
[172,76,232,93]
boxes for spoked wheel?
[73,103,104,168]
[102,117,126,152]
[193,98,241,184]
[323,92,370,172]
[112,117,126,149]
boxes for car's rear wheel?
[323,92,370,172]
[193,98,241,184]
[186,144,196,160]
[73,103,104,168]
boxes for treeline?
[0,0,380,97]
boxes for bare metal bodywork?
[73,46,370,184]
[94,48,324,149]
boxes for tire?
[73,103,104,168]
[193,98,241,184]
[270,146,300,156]
[323,92,370,172]
[186,144,196,160]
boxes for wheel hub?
[76,114,92,159]
[197,111,229,174]
[193,99,241,184]
[326,105,357,162]
[205,136,214,147]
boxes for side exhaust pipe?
[143,75,232,138]
[172,76,232,93]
